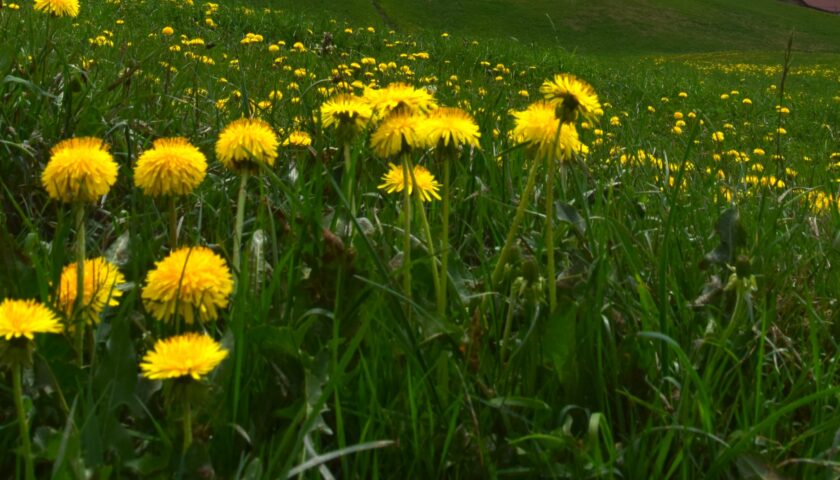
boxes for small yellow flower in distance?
[742,98,752,105]
[712,131,725,143]
[510,101,588,161]
[364,82,437,117]
[539,73,600,123]
[292,41,306,52]
[370,112,423,157]
[142,246,234,324]
[34,0,79,17]
[673,112,683,120]
[268,44,280,52]
[56,257,125,325]
[41,137,118,203]
[215,118,278,171]
[753,148,766,156]
[678,92,688,98]
[0,299,61,340]
[776,127,787,135]
[161,26,174,36]
[609,116,621,127]
[378,163,441,202]
[282,130,312,148]
[720,94,729,100]
[321,94,373,135]
[647,106,656,113]
[134,138,207,197]
[417,107,480,150]
[140,332,228,380]
[672,126,683,135]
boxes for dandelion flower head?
[34,0,79,17]
[370,112,424,158]
[215,118,278,172]
[0,299,62,340]
[539,74,601,123]
[134,137,207,197]
[282,130,312,148]
[418,107,480,150]
[56,257,125,325]
[511,101,589,161]
[140,332,228,380]
[41,137,118,203]
[142,246,233,325]
[378,163,441,202]
[321,94,373,135]
[364,83,437,117]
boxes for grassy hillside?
[275,0,840,53]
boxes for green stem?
[439,154,450,316]
[491,157,542,288]
[182,400,192,455]
[499,283,517,366]
[169,196,178,249]
[13,364,35,480]
[545,153,556,312]
[233,171,250,275]
[415,195,442,315]
[73,203,85,366]
[343,142,355,240]
[401,156,412,316]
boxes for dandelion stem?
[491,156,542,288]
[169,196,178,249]
[500,282,517,366]
[545,153,556,312]
[182,400,192,455]
[233,171,250,275]
[13,363,35,480]
[415,195,442,315]
[73,203,85,366]
[439,153,450,316]
[343,142,355,240]
[401,155,412,316]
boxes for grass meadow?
[2,0,840,478]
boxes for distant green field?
[275,0,840,54]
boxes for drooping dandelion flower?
[34,0,79,17]
[379,163,441,202]
[511,101,588,161]
[41,137,118,203]
[142,246,233,325]
[321,94,373,136]
[539,74,601,123]
[0,299,62,340]
[55,257,125,326]
[371,112,424,158]
[418,107,480,150]
[134,138,207,197]
[364,82,437,117]
[282,130,312,148]
[140,332,228,380]
[215,118,278,171]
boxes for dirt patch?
[800,0,840,13]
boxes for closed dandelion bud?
[521,256,540,286]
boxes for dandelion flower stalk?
[73,202,86,364]
[401,156,413,311]
[545,150,557,312]
[439,151,451,316]
[183,400,192,454]
[414,189,441,314]
[12,363,35,480]
[169,196,179,248]
[233,171,249,274]
[491,157,541,287]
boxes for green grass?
[277,0,840,54]
[1,0,840,478]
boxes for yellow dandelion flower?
[539,73,600,123]
[0,299,62,340]
[134,138,207,197]
[511,101,588,161]
[378,163,441,202]
[34,0,79,17]
[321,94,373,135]
[161,26,174,36]
[41,137,118,203]
[417,107,480,150]
[56,257,125,325]
[370,112,423,158]
[140,332,228,380]
[215,118,278,172]
[364,82,437,117]
[142,246,233,325]
[712,131,725,143]
[282,130,312,148]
